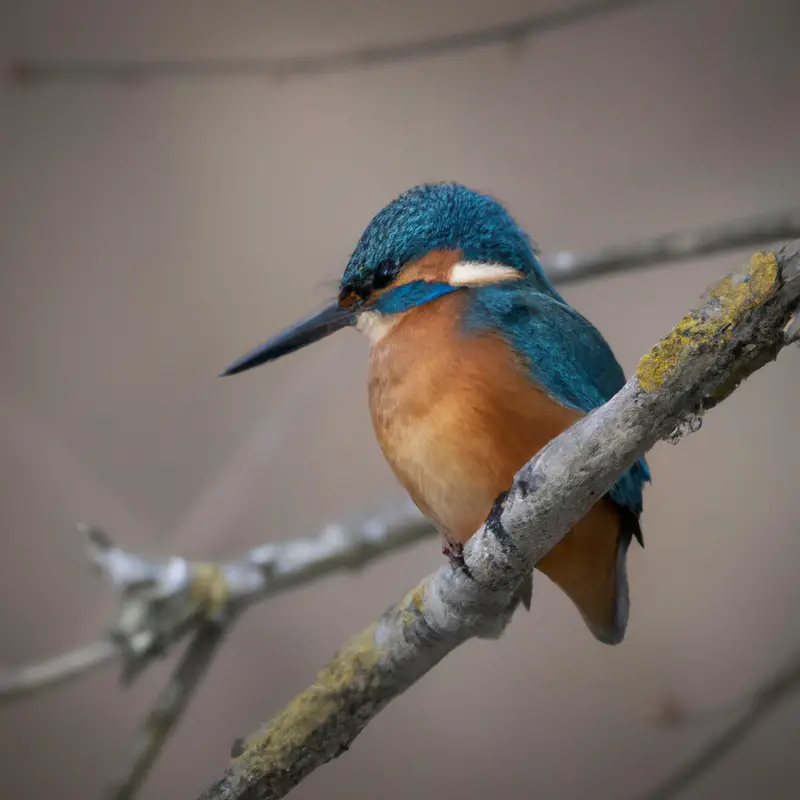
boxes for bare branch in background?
[0,640,118,706]
[545,208,800,285]
[197,244,800,800]
[0,504,432,796]
[0,503,431,695]
[7,0,652,86]
[105,624,229,800]
[643,652,800,799]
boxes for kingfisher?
[221,183,650,644]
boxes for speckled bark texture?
[200,243,800,800]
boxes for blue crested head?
[220,182,558,376]
[340,182,557,301]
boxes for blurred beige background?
[1,0,800,798]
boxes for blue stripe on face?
[373,280,459,315]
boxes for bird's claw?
[442,540,472,579]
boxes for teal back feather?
[465,280,650,515]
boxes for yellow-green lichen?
[228,581,433,785]
[636,251,779,393]
[233,621,382,777]
[190,563,229,618]
[397,581,426,628]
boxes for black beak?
[219,301,357,377]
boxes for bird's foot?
[442,539,472,579]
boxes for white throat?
[356,310,397,345]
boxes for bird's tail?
[534,500,640,645]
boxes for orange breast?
[367,291,583,542]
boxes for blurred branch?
[0,504,432,698]
[6,0,652,86]
[105,623,228,800]
[0,640,118,706]
[197,244,800,800]
[0,505,432,797]
[643,652,800,799]
[545,208,800,285]
[102,505,433,798]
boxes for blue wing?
[466,281,650,517]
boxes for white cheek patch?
[448,261,522,286]
[356,310,398,344]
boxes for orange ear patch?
[394,249,465,286]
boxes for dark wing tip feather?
[619,505,644,549]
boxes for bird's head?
[221,182,555,376]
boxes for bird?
[221,182,650,645]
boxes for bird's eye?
[372,259,397,290]
[338,285,361,308]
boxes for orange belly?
[367,292,631,643]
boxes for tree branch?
[196,243,800,800]
[643,652,800,799]
[7,0,651,86]
[544,208,800,285]
[105,623,229,800]
[0,640,118,706]
[0,504,433,796]
[0,503,432,697]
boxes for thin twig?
[105,623,229,800]
[642,654,800,800]
[7,0,652,86]
[197,243,800,800]
[545,208,800,285]
[0,640,118,706]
